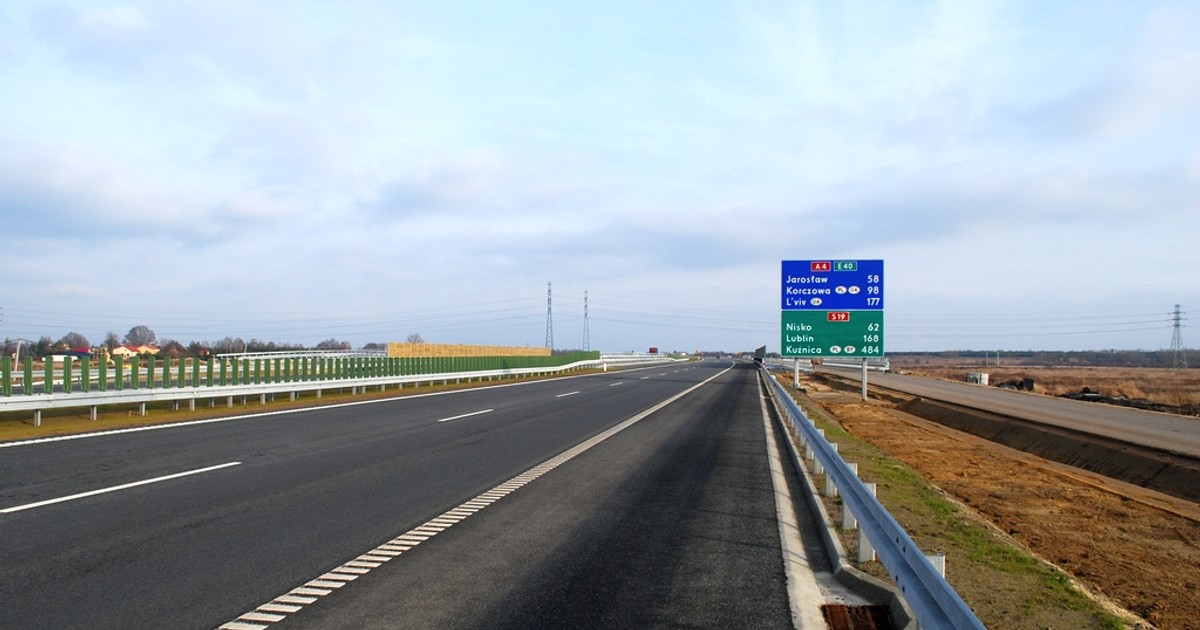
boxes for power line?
[545,282,554,349]
[1171,304,1187,368]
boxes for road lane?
[278,362,796,629]
[0,361,769,629]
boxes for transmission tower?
[545,282,554,349]
[1171,304,1187,368]
[583,291,590,351]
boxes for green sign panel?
[781,310,884,357]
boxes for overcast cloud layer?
[1,1,1197,353]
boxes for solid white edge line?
[436,408,494,423]
[758,379,828,629]
[0,461,242,514]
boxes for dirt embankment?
[805,382,1200,629]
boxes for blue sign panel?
[781,259,884,310]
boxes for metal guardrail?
[0,360,603,425]
[761,364,985,630]
[0,353,677,424]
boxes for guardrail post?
[823,443,840,497]
[44,357,54,394]
[812,430,826,476]
[161,357,170,388]
[177,358,186,389]
[927,554,946,577]
[207,358,214,387]
[115,356,125,390]
[857,482,878,562]
[131,358,141,389]
[841,463,859,530]
[81,358,91,393]
[1,356,10,397]
[98,357,107,392]
[146,356,156,389]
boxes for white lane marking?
[220,364,735,629]
[555,391,580,398]
[641,376,650,380]
[0,462,241,514]
[436,408,494,423]
[608,382,623,387]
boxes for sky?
[1,1,1197,354]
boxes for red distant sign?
[810,261,832,272]
[827,311,851,322]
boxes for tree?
[211,337,246,354]
[160,339,187,358]
[35,336,52,358]
[316,338,350,350]
[363,342,386,351]
[125,325,156,346]
[57,332,90,349]
[406,333,425,344]
[104,332,121,350]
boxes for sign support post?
[861,358,868,401]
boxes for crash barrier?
[0,352,601,426]
[761,364,985,630]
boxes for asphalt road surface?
[0,360,799,629]
[818,365,1200,458]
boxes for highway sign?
[781,259,884,310]
[781,310,884,357]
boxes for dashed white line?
[436,408,494,423]
[0,462,242,514]
[555,391,580,398]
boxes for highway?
[818,365,1200,458]
[0,361,807,629]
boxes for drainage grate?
[820,604,896,630]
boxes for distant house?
[110,345,159,359]
[110,346,138,359]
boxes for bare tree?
[316,338,351,350]
[124,325,156,346]
[57,332,90,349]
[104,332,121,350]
[406,333,425,344]
[160,339,187,358]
